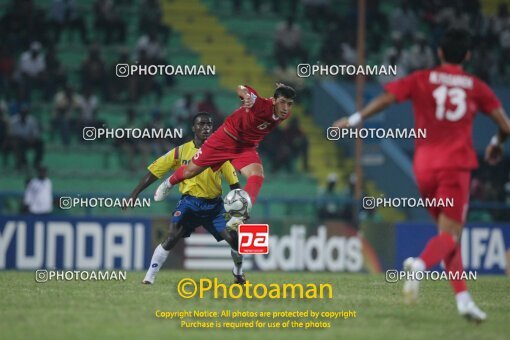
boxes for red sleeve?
[475,80,501,115]
[384,72,420,103]
[241,85,267,112]
[243,85,260,97]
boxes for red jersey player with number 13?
[333,29,510,322]
[154,83,296,229]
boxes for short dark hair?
[192,112,212,125]
[274,85,296,100]
[439,29,472,64]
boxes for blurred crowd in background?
[0,0,509,212]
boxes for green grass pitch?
[1,271,508,340]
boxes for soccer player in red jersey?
[154,83,296,228]
[333,29,510,322]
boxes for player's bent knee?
[438,213,463,240]
[221,229,238,250]
[241,163,265,178]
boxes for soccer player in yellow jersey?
[125,113,246,284]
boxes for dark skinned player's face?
[272,96,294,119]
[192,116,213,141]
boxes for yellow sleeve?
[220,161,239,186]
[147,147,179,178]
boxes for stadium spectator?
[76,88,102,131]
[407,33,435,72]
[389,1,418,42]
[115,108,147,172]
[231,0,261,13]
[197,92,223,129]
[436,5,470,31]
[139,0,170,43]
[317,173,344,219]
[0,101,11,167]
[274,16,307,66]
[8,88,31,117]
[52,84,81,145]
[109,49,132,102]
[135,32,166,64]
[48,0,89,44]
[94,0,127,43]
[259,125,286,172]
[471,42,496,83]
[490,2,510,39]
[44,46,67,100]
[129,49,162,102]
[382,33,410,73]
[142,109,174,156]
[173,93,197,129]
[23,166,53,215]
[80,44,108,96]
[0,0,49,52]
[260,119,308,174]
[499,23,510,57]
[273,59,306,93]
[9,106,44,170]
[283,118,309,172]
[18,42,46,99]
[0,46,15,98]
[302,0,330,32]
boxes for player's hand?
[241,92,254,110]
[275,82,285,88]
[332,117,349,128]
[484,143,504,165]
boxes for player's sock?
[455,291,471,306]
[419,232,456,269]
[244,175,264,204]
[169,165,186,186]
[143,244,169,283]
[445,244,468,293]
[231,249,243,275]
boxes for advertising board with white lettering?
[0,216,152,270]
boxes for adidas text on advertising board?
[115,64,216,77]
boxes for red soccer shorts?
[192,128,262,171]
[414,168,471,224]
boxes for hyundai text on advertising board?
[0,217,151,270]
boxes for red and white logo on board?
[238,224,269,254]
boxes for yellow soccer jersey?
[148,140,239,199]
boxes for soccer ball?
[223,189,252,218]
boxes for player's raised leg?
[240,163,265,205]
[142,222,185,284]
[227,161,264,230]
[154,161,206,201]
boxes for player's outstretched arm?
[485,107,510,165]
[122,172,158,210]
[237,85,254,110]
[332,92,396,128]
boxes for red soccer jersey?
[384,64,501,171]
[222,85,291,146]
